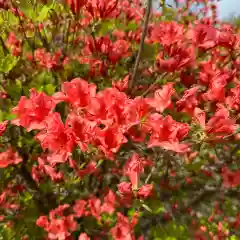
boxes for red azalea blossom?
[88,197,101,220]
[124,153,145,189]
[0,120,8,136]
[150,21,184,46]
[176,87,199,115]
[3,1,240,239]
[108,40,130,64]
[36,112,76,163]
[137,184,153,199]
[221,166,240,188]
[53,78,96,108]
[85,0,119,19]
[112,74,129,92]
[67,113,96,152]
[147,114,190,153]
[146,83,175,113]
[206,105,237,138]
[12,89,55,131]
[95,125,127,160]
[110,213,134,240]
[73,200,87,218]
[0,148,22,168]
[66,0,87,14]
[78,233,90,240]
[101,190,116,214]
[156,43,195,72]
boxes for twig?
[128,0,152,91]
[0,36,9,55]
[141,72,168,97]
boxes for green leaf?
[36,4,53,22]
[0,54,19,74]
[4,113,16,121]
[44,83,56,95]
[97,20,115,35]
[5,79,22,100]
[142,44,157,60]
[126,21,138,31]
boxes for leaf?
[36,4,54,22]
[142,44,157,60]
[5,79,22,100]
[0,54,19,74]
[4,113,16,121]
[44,83,56,95]
[126,21,138,31]
[97,20,115,35]
[5,11,19,26]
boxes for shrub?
[0,0,240,239]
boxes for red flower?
[70,159,97,179]
[226,84,240,111]
[67,113,96,152]
[36,157,64,182]
[36,112,76,163]
[101,190,116,214]
[150,22,184,46]
[88,197,101,220]
[146,83,175,112]
[191,23,218,50]
[217,28,236,49]
[79,233,90,240]
[147,114,190,153]
[87,87,128,127]
[95,125,127,160]
[112,74,129,92]
[176,87,199,116]
[37,205,77,240]
[0,148,22,168]
[206,106,237,138]
[221,166,240,188]
[73,200,87,218]
[118,182,133,207]
[86,0,119,19]
[193,108,206,129]
[66,0,87,14]
[124,153,145,189]
[53,78,96,108]
[124,97,150,129]
[0,91,7,99]
[0,120,8,136]
[202,72,229,102]
[110,213,134,240]
[156,44,194,72]
[108,40,130,64]
[137,184,153,199]
[118,182,133,196]
[36,216,49,229]
[12,89,55,131]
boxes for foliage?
[0,0,239,239]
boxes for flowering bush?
[0,0,240,239]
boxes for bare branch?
[128,0,152,91]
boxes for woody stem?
[128,0,152,92]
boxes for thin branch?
[128,0,152,91]
[0,36,9,55]
[141,72,168,97]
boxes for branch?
[128,0,152,91]
[0,36,9,55]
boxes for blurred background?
[152,0,240,20]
